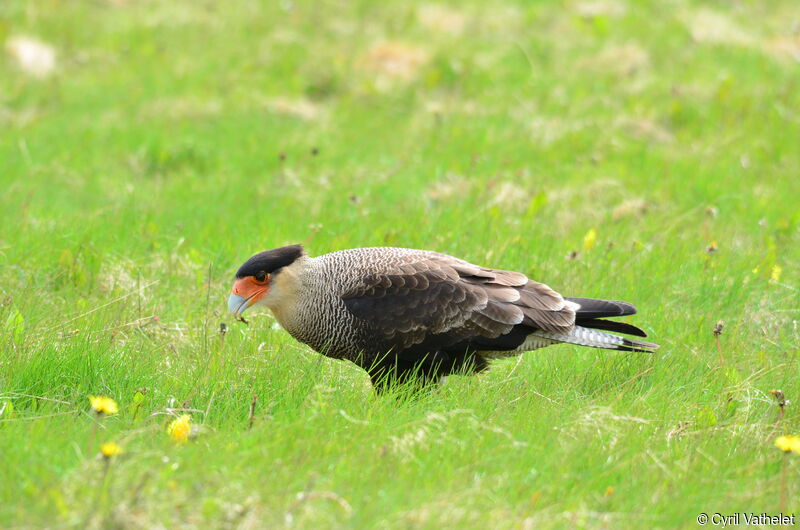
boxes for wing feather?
[340,252,578,352]
[479,300,525,326]
[518,281,565,310]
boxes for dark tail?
[566,297,656,345]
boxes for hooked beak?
[228,293,249,317]
[228,277,268,317]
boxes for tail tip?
[621,338,659,353]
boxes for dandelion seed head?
[6,36,56,78]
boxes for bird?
[228,245,658,389]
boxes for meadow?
[1,0,799,527]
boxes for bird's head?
[228,244,305,318]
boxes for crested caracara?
[229,245,657,388]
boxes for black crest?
[235,245,305,278]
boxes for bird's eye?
[254,271,268,283]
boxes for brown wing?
[340,253,576,353]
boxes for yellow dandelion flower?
[770,265,782,283]
[167,414,192,443]
[100,442,122,458]
[774,435,800,454]
[583,228,597,251]
[89,395,118,415]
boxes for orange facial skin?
[230,275,270,311]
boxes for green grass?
[1,0,799,527]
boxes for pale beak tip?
[228,293,248,316]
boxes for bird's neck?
[265,256,309,328]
